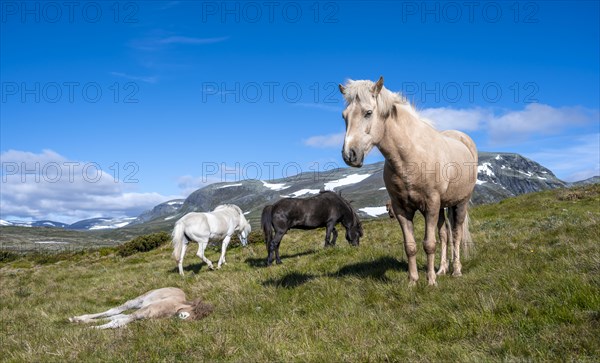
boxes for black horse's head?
[345,219,363,246]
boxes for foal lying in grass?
[69,287,213,329]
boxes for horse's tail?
[447,206,473,258]
[172,221,186,262]
[261,205,274,246]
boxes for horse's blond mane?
[341,79,434,127]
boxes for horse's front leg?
[217,235,231,269]
[423,207,441,286]
[394,208,418,286]
[197,239,214,270]
[436,208,449,275]
[324,222,335,247]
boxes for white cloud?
[420,107,488,131]
[526,133,600,182]
[0,150,177,224]
[487,104,597,142]
[303,132,345,148]
[130,34,229,51]
[110,71,158,84]
[158,36,229,45]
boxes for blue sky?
[1,1,599,222]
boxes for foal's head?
[177,298,214,321]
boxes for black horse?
[261,191,363,265]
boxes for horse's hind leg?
[217,235,231,269]
[267,230,285,265]
[450,202,469,277]
[436,208,449,275]
[197,239,215,270]
[178,242,188,276]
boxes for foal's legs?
[69,296,144,323]
[331,227,338,245]
[451,202,469,277]
[196,238,214,270]
[217,235,231,269]
[436,208,449,275]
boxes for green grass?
[1,185,599,362]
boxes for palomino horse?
[172,204,251,275]
[339,77,477,286]
[69,287,212,329]
[261,191,363,265]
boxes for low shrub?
[117,232,171,257]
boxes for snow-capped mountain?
[163,152,573,223]
[1,152,595,230]
[0,220,69,228]
[67,217,137,230]
[128,199,185,226]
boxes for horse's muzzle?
[342,147,363,167]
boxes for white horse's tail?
[172,221,186,261]
[447,207,473,258]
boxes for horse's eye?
[365,110,373,117]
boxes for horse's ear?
[371,76,384,96]
[338,83,346,95]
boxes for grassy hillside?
[1,185,598,362]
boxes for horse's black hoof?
[276,260,282,265]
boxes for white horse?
[69,287,212,329]
[172,204,251,275]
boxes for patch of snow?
[541,171,548,174]
[537,176,547,180]
[217,183,243,189]
[261,181,290,191]
[476,179,487,185]
[42,222,56,226]
[88,220,132,230]
[244,211,250,215]
[495,155,502,160]
[359,206,388,217]
[285,189,320,198]
[517,170,533,177]
[478,163,495,177]
[324,173,372,191]
[164,215,177,221]
[88,225,113,230]
[167,200,183,205]
[0,220,12,226]
[35,241,70,244]
[378,187,386,190]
